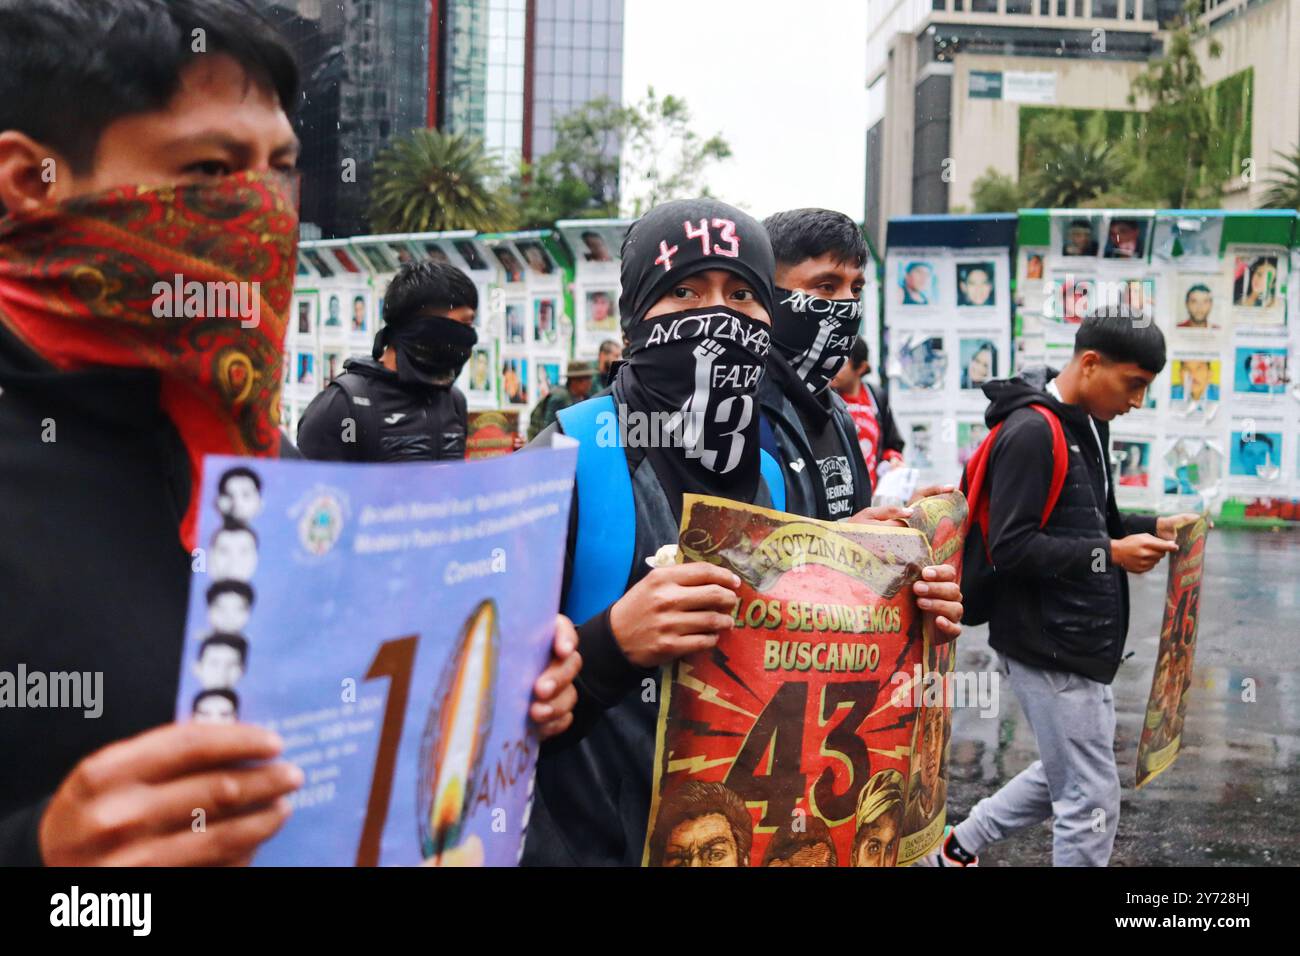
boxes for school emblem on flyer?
[643,493,967,867]
[293,487,347,557]
[1136,517,1208,788]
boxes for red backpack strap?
[1027,404,1068,527]
[960,420,1005,549]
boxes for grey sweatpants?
[952,654,1120,866]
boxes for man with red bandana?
[0,0,580,866]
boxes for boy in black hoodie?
[297,259,477,462]
[926,312,1197,867]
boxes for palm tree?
[1021,135,1128,209]
[1260,145,1300,210]
[368,130,516,233]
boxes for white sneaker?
[913,825,979,867]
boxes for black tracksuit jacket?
[296,357,467,462]
[982,366,1158,684]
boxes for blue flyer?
[175,447,577,866]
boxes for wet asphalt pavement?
[947,527,1300,866]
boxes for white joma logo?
[384,412,405,425]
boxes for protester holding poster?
[930,313,1199,867]
[0,0,580,866]
[521,199,963,867]
[518,199,778,866]
[1137,518,1208,788]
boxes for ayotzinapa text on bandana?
[617,306,771,518]
[610,198,780,518]
[772,287,863,395]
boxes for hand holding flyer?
[176,448,577,866]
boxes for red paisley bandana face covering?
[0,171,298,550]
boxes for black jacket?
[0,327,298,865]
[296,357,467,462]
[982,367,1157,683]
[521,408,773,866]
[758,354,873,521]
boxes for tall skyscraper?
[437,0,625,164]
[261,0,431,237]
[263,0,625,236]
[529,0,625,160]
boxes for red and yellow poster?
[643,492,966,867]
[465,410,519,460]
[1135,516,1208,789]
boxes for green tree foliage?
[1012,6,1248,210]
[1018,111,1130,208]
[970,168,1023,213]
[510,88,732,225]
[1261,145,1300,210]
[620,87,731,216]
[1124,0,1224,207]
[368,129,516,233]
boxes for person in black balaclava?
[297,259,478,461]
[522,198,785,867]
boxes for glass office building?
[260,0,430,237]
[442,0,528,158]
[441,0,624,163]
[531,0,625,159]
[261,0,625,234]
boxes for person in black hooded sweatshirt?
[923,311,1198,868]
[522,199,965,866]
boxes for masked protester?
[297,260,476,462]
[759,208,877,521]
[522,198,792,866]
[0,0,580,868]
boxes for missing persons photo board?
[175,446,577,865]
[1014,208,1300,519]
[883,215,1016,489]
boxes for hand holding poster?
[643,492,966,867]
[176,447,577,865]
[1136,516,1209,789]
